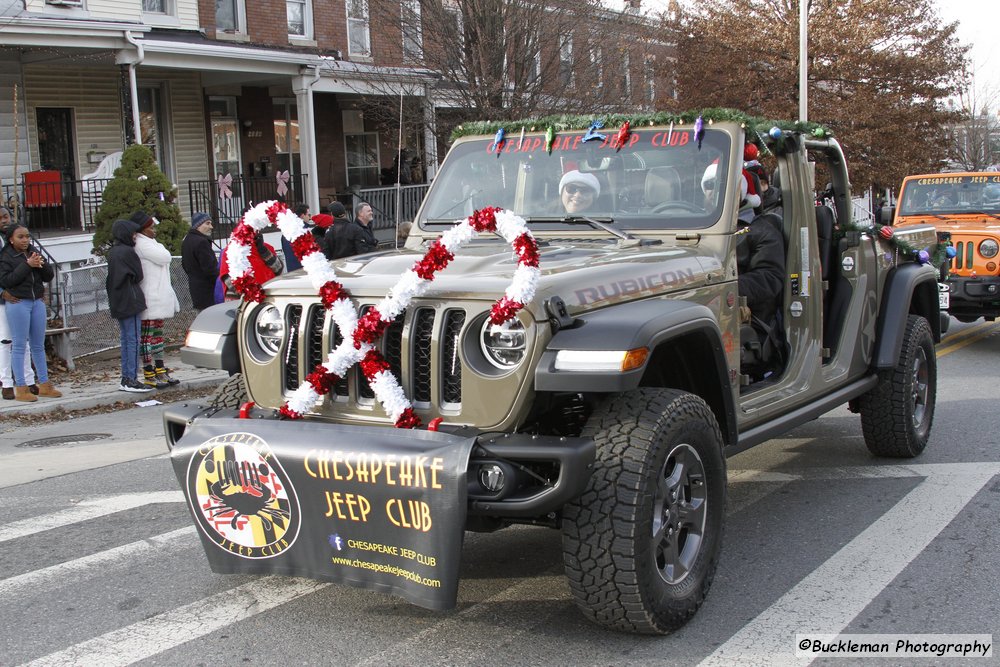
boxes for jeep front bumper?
[163,403,595,520]
[945,275,1000,318]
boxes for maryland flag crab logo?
[186,432,301,559]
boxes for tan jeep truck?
[168,113,942,634]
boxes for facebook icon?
[328,533,344,551]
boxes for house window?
[347,0,371,57]
[343,111,379,187]
[644,57,655,104]
[287,0,312,38]
[443,3,464,70]
[143,0,166,12]
[138,84,172,179]
[527,31,540,84]
[559,34,573,87]
[401,0,422,62]
[216,0,245,33]
[274,100,301,178]
[590,46,602,89]
[209,96,240,179]
[623,51,631,100]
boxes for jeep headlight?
[979,239,999,259]
[253,304,285,356]
[480,319,526,369]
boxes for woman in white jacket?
[132,212,180,389]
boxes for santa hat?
[559,170,601,197]
[744,144,759,162]
[741,168,761,209]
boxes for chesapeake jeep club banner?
[169,418,474,610]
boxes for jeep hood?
[896,213,1000,231]
[263,241,718,315]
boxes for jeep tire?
[209,372,249,409]
[561,388,726,634]
[858,315,936,457]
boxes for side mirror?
[875,205,895,226]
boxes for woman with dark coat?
[106,219,153,393]
[181,212,219,311]
[0,224,61,401]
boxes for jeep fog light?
[480,319,526,369]
[253,304,285,356]
[979,239,999,259]
[554,348,649,372]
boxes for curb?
[0,373,227,418]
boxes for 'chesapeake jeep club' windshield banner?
[169,418,474,610]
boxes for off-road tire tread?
[209,372,249,409]
[858,315,935,457]
[561,388,725,635]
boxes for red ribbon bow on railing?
[217,173,233,199]
[276,170,290,197]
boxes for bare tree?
[671,0,967,191]
[359,0,672,135]
[946,73,1000,172]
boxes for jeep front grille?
[286,303,466,415]
[284,305,303,391]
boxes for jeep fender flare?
[534,299,736,446]
[180,301,241,374]
[874,262,941,369]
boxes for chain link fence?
[57,258,199,359]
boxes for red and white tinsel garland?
[225,202,540,429]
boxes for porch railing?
[336,184,430,231]
[1,175,113,236]
[188,173,308,245]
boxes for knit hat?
[130,211,154,230]
[558,170,601,197]
[744,144,759,162]
[311,213,335,229]
[191,211,212,229]
[328,201,348,218]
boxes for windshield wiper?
[524,215,652,245]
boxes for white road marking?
[7,462,999,665]
[0,526,196,597]
[699,465,999,666]
[355,573,568,667]
[0,491,184,543]
[22,577,330,667]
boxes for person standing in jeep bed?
[326,201,377,259]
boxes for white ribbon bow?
[276,170,290,197]
[217,173,233,199]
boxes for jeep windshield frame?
[418,127,733,232]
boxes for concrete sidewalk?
[0,349,229,417]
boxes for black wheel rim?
[911,344,929,431]
[652,443,708,585]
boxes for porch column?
[292,69,320,214]
[422,83,438,182]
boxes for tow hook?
[239,401,256,419]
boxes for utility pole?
[799,0,808,122]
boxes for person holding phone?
[0,224,61,402]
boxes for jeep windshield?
[419,127,732,231]
[898,174,1000,217]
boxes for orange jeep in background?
[891,172,1000,322]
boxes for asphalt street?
[0,319,998,666]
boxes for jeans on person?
[6,298,48,386]
[0,302,36,388]
[118,314,142,381]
